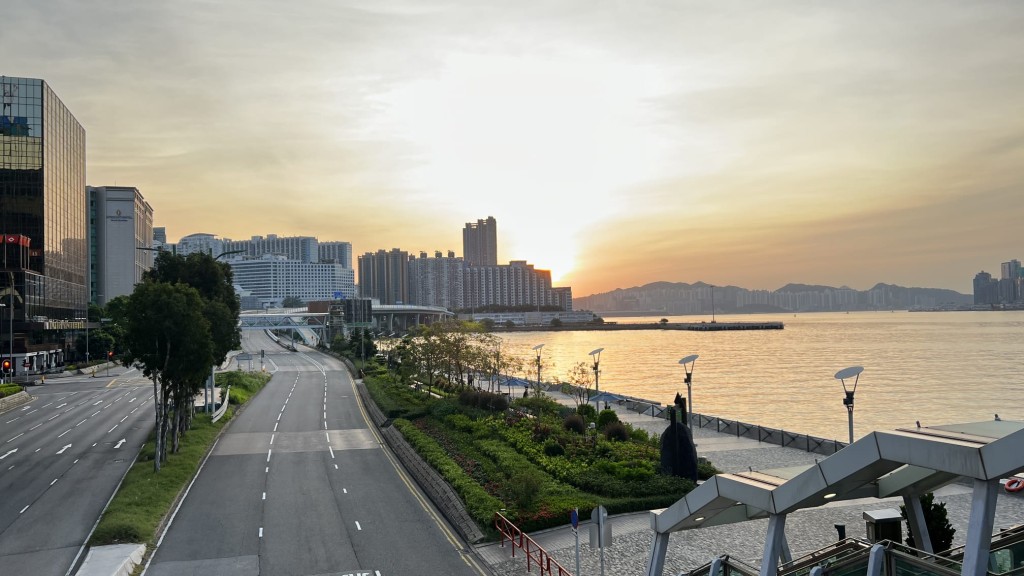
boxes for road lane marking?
[329,446,335,459]
[6,433,24,443]
[335,464,339,470]
[19,505,29,514]
[121,415,129,422]
[115,439,126,448]
[29,423,41,431]
[56,444,72,454]
[50,478,58,486]
[129,397,136,402]
[343,488,347,493]
[5,416,19,423]
[270,434,275,445]
[41,402,53,408]
[0,448,17,460]
[47,415,58,421]
[55,403,67,409]
[108,425,118,433]
[131,407,139,413]
[355,521,362,531]
[91,410,101,417]
[276,413,281,421]
[259,527,263,538]
[26,409,36,415]
[76,419,88,427]
[266,449,271,462]
[58,429,71,438]
[273,422,278,432]
[265,467,268,473]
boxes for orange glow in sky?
[5,1,1023,296]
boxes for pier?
[494,320,784,332]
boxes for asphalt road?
[145,330,487,576]
[0,365,155,576]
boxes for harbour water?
[495,311,1024,443]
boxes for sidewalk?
[476,387,1024,576]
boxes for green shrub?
[0,384,23,398]
[697,457,720,480]
[629,427,650,443]
[429,398,459,419]
[563,414,585,434]
[596,409,620,429]
[576,404,596,420]
[603,422,629,442]
[507,469,545,510]
[512,395,564,416]
[543,440,565,457]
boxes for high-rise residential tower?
[462,216,497,266]
[357,248,410,304]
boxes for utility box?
[863,508,903,543]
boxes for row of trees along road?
[117,252,240,472]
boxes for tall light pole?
[834,366,864,444]
[532,343,544,391]
[589,347,603,408]
[678,354,699,428]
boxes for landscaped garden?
[338,320,716,536]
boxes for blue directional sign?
[333,291,342,299]
[570,508,578,529]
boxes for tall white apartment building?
[408,250,465,310]
[88,186,154,305]
[318,241,353,268]
[465,260,553,310]
[223,234,319,263]
[229,255,356,308]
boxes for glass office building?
[1,76,87,327]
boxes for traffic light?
[1,359,10,373]
[107,351,114,360]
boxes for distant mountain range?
[574,281,971,315]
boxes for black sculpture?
[660,406,698,481]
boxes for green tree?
[143,252,240,364]
[900,493,956,552]
[550,318,563,327]
[121,282,213,471]
[281,295,303,308]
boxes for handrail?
[494,512,573,576]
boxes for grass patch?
[90,371,270,546]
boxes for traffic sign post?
[590,505,612,576]
[571,508,580,576]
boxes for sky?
[4,1,1023,296]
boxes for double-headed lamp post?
[834,366,864,445]
[589,348,604,408]
[532,344,544,390]
[678,354,699,428]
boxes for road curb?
[0,390,32,415]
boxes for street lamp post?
[834,366,864,444]
[532,344,544,391]
[678,354,699,428]
[589,347,603,408]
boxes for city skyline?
[5,2,1023,296]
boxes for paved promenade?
[475,388,1024,576]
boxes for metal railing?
[494,512,573,576]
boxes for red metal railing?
[494,512,573,576]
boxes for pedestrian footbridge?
[647,419,1024,576]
